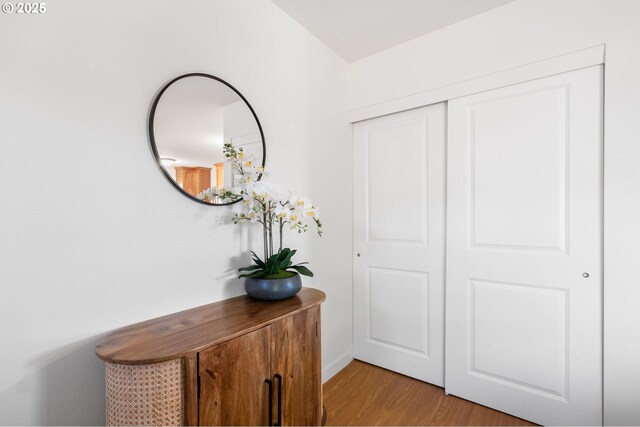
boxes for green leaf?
[288,265,314,277]
[265,252,282,274]
[265,248,292,273]
[250,251,265,269]
[280,249,297,269]
[266,252,282,264]
[238,265,262,272]
[275,248,291,264]
[239,270,265,279]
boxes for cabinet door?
[199,326,272,426]
[271,306,322,426]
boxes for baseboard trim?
[322,350,353,383]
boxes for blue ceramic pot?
[244,273,302,300]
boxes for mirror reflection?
[150,74,264,205]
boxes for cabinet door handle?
[274,373,283,426]
[265,378,273,427]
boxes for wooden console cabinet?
[96,288,326,426]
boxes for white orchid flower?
[304,207,318,218]
[274,205,289,219]
[242,196,254,209]
[288,211,300,223]
[247,210,259,223]
[221,142,322,262]
[257,167,269,178]
[253,181,268,194]
[285,195,297,209]
[232,201,246,214]
[293,196,311,209]
[254,181,277,200]
[262,184,282,201]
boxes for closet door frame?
[351,45,608,424]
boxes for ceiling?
[271,0,514,62]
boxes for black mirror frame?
[148,72,266,206]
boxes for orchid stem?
[263,212,268,260]
[268,212,274,258]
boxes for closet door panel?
[446,65,603,426]
[353,103,446,386]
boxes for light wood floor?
[323,360,536,426]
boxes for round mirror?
[149,73,265,205]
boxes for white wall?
[349,1,640,424]
[0,0,351,424]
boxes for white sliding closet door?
[445,66,603,425]
[353,103,445,385]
